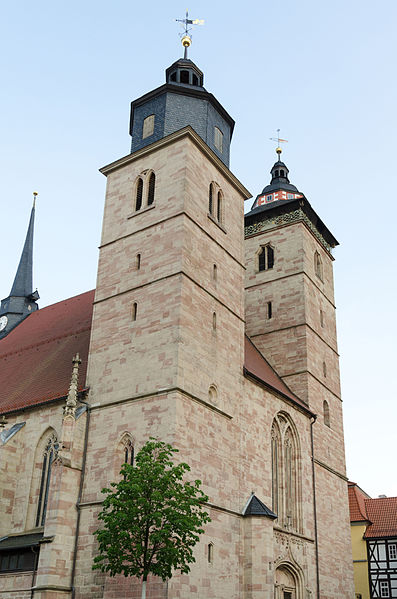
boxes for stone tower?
[244,151,353,596]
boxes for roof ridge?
[0,326,91,360]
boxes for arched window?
[209,183,214,215]
[323,400,330,427]
[258,245,274,271]
[323,361,327,378]
[314,251,323,281]
[207,543,214,564]
[147,172,155,206]
[136,253,141,270]
[217,191,223,223]
[135,178,143,211]
[213,264,217,282]
[35,433,59,527]
[271,413,301,533]
[208,384,217,405]
[212,312,217,331]
[132,302,138,321]
[320,309,324,327]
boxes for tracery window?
[36,433,59,527]
[271,413,301,533]
[133,171,156,212]
[258,245,274,271]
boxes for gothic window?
[207,543,214,564]
[217,191,223,223]
[136,253,141,270]
[212,312,217,331]
[209,183,214,215]
[135,178,143,211]
[271,413,301,533]
[213,264,217,282]
[323,400,330,427]
[142,114,155,139]
[208,385,217,404]
[123,438,134,467]
[314,251,323,281]
[147,172,156,206]
[214,127,223,153]
[36,433,59,527]
[258,245,274,271]
[132,302,137,321]
[266,301,272,320]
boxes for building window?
[380,581,389,597]
[271,413,301,532]
[209,183,214,216]
[208,385,217,405]
[0,550,36,573]
[323,400,330,427]
[314,251,323,281]
[320,309,324,327]
[212,312,217,331]
[214,127,223,153]
[147,172,156,205]
[136,254,141,270]
[170,71,177,82]
[192,73,198,86]
[323,361,327,378]
[180,70,189,84]
[142,114,155,139]
[217,191,223,223]
[36,433,59,527]
[135,178,143,211]
[207,543,214,564]
[389,543,397,559]
[258,245,274,271]
[132,302,138,321]
[266,301,272,320]
[213,264,217,282]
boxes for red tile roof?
[0,290,94,415]
[244,336,312,413]
[348,481,369,521]
[0,289,310,417]
[364,496,397,539]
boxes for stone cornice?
[100,126,251,200]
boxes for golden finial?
[33,191,38,208]
[269,129,288,160]
[175,10,204,59]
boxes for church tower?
[244,148,353,596]
[0,194,39,339]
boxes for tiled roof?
[364,496,397,539]
[348,481,369,521]
[244,336,312,413]
[0,289,310,417]
[0,290,94,415]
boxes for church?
[0,33,355,599]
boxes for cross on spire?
[175,10,204,58]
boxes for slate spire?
[0,194,40,339]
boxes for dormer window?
[142,115,155,139]
[214,127,223,153]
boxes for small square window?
[389,543,397,559]
[380,581,389,597]
[142,115,155,139]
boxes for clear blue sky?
[1,1,396,497]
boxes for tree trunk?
[141,579,147,599]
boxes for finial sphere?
[276,147,282,155]
[181,34,191,48]
[33,191,38,196]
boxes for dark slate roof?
[243,494,277,518]
[245,196,339,249]
[0,290,94,415]
[0,532,43,550]
[10,205,35,297]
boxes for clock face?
[0,315,8,332]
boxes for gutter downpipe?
[310,415,320,599]
[71,398,91,599]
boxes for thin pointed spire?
[10,193,37,297]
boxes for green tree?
[93,439,211,599]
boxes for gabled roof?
[0,290,94,415]
[364,496,397,539]
[243,493,277,518]
[348,481,370,521]
[244,336,313,415]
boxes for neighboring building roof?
[348,481,370,521]
[0,290,94,415]
[364,496,397,539]
[244,335,313,414]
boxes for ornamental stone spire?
[63,353,82,419]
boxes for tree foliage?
[93,439,210,584]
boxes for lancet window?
[134,171,156,212]
[35,433,59,527]
[314,251,323,281]
[271,413,301,533]
[258,244,274,271]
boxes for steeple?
[249,149,303,210]
[0,194,39,339]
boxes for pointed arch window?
[258,245,274,271]
[135,178,143,211]
[217,191,223,223]
[323,400,330,427]
[147,172,156,206]
[314,251,323,281]
[271,413,301,533]
[36,433,59,527]
[209,183,214,216]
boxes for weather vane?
[175,9,204,59]
[269,129,288,158]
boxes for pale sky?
[0,1,396,497]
